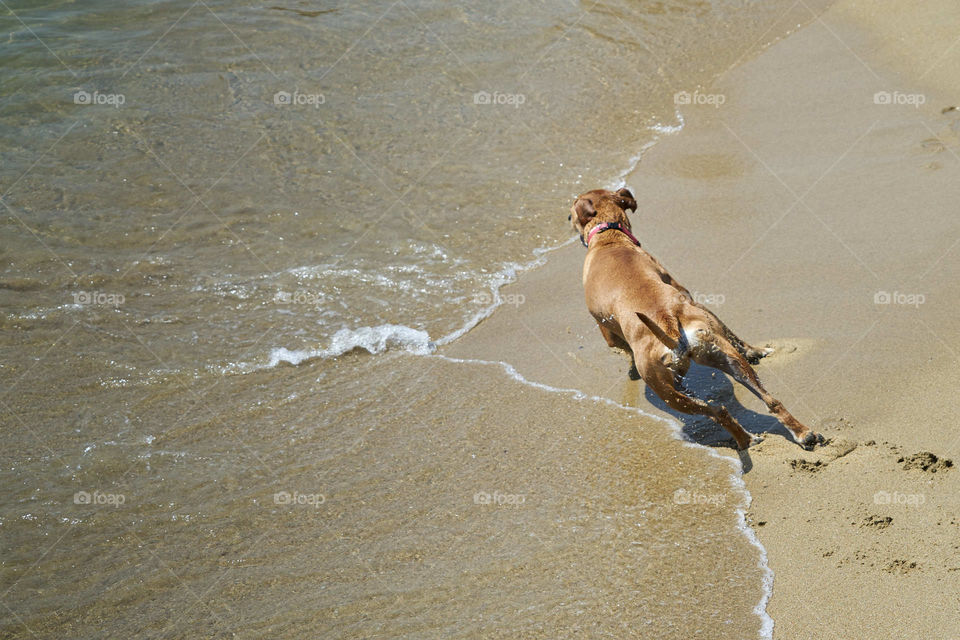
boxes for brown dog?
[570,187,822,450]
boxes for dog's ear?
[574,197,596,226]
[615,187,637,213]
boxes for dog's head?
[568,187,637,243]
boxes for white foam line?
[649,108,686,135]
[608,140,658,190]
[431,352,774,640]
[734,475,776,639]
[607,110,684,190]
[434,236,578,347]
[432,352,673,426]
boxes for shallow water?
[2,352,767,638]
[1,0,829,636]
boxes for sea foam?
[257,238,575,369]
[266,324,435,367]
[648,109,686,135]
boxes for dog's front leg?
[596,322,641,379]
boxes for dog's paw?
[797,430,825,450]
[745,346,774,365]
[733,434,764,450]
[627,364,641,380]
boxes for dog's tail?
[636,312,689,358]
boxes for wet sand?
[447,0,960,636]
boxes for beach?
[449,0,960,636]
[2,0,958,637]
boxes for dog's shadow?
[641,362,795,472]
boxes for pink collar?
[586,222,641,247]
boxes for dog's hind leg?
[640,364,758,450]
[696,307,771,364]
[692,331,822,449]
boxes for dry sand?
[446,0,960,636]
